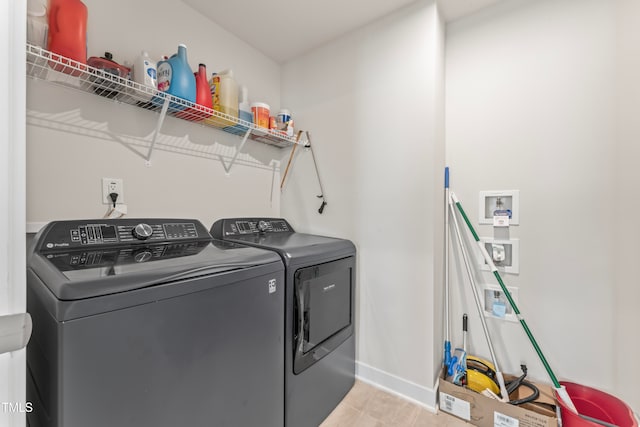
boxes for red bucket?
[556,382,638,427]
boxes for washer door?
[293,257,354,374]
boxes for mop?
[450,192,622,427]
[443,167,452,369]
[449,192,510,402]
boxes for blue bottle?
[153,44,196,110]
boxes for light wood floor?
[320,380,471,427]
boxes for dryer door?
[294,256,354,374]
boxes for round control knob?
[257,220,269,233]
[133,249,153,263]
[132,223,153,240]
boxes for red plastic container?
[47,0,88,76]
[557,382,638,427]
[176,64,213,121]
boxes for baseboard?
[355,361,438,411]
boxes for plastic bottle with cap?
[47,0,88,75]
[176,63,213,121]
[217,69,239,123]
[251,102,270,129]
[206,69,238,127]
[132,51,157,101]
[154,44,196,110]
[238,85,252,125]
[27,0,48,48]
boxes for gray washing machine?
[211,218,356,427]
[26,218,285,427]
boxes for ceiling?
[182,0,505,63]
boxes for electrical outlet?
[102,178,125,205]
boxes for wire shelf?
[26,44,300,149]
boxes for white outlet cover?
[102,178,125,204]
[479,190,519,225]
[479,237,519,274]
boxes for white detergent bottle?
[132,51,157,101]
[238,85,252,125]
[218,69,238,121]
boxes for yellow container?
[204,69,238,128]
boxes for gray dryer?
[211,218,356,427]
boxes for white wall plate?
[483,284,519,323]
[478,190,519,225]
[478,237,520,274]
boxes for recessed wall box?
[479,190,519,225]
[479,237,519,274]
[483,285,519,322]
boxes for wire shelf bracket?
[145,97,171,165]
[219,127,251,174]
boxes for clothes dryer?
[211,217,356,427]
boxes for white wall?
[447,0,626,405]
[26,0,285,228]
[1,0,27,425]
[281,0,445,407]
[614,0,640,413]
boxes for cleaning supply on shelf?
[27,0,48,48]
[132,51,157,102]
[276,109,291,129]
[47,0,87,76]
[176,63,213,121]
[238,85,253,124]
[223,84,253,135]
[251,102,270,129]
[86,52,131,99]
[276,109,294,136]
[154,44,196,110]
[205,69,239,128]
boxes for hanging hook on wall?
[279,130,328,214]
[305,131,327,214]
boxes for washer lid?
[28,219,281,300]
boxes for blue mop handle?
[445,167,449,189]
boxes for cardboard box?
[438,369,558,427]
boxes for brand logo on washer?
[323,284,336,292]
[46,242,69,248]
[268,279,276,294]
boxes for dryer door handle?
[0,313,32,355]
[297,290,305,353]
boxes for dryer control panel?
[36,218,211,251]
[211,218,293,237]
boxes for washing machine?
[26,218,285,427]
[211,218,356,427]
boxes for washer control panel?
[38,218,210,251]
[44,241,210,272]
[211,218,293,237]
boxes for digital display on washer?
[101,225,117,240]
[270,220,290,232]
[236,221,253,233]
